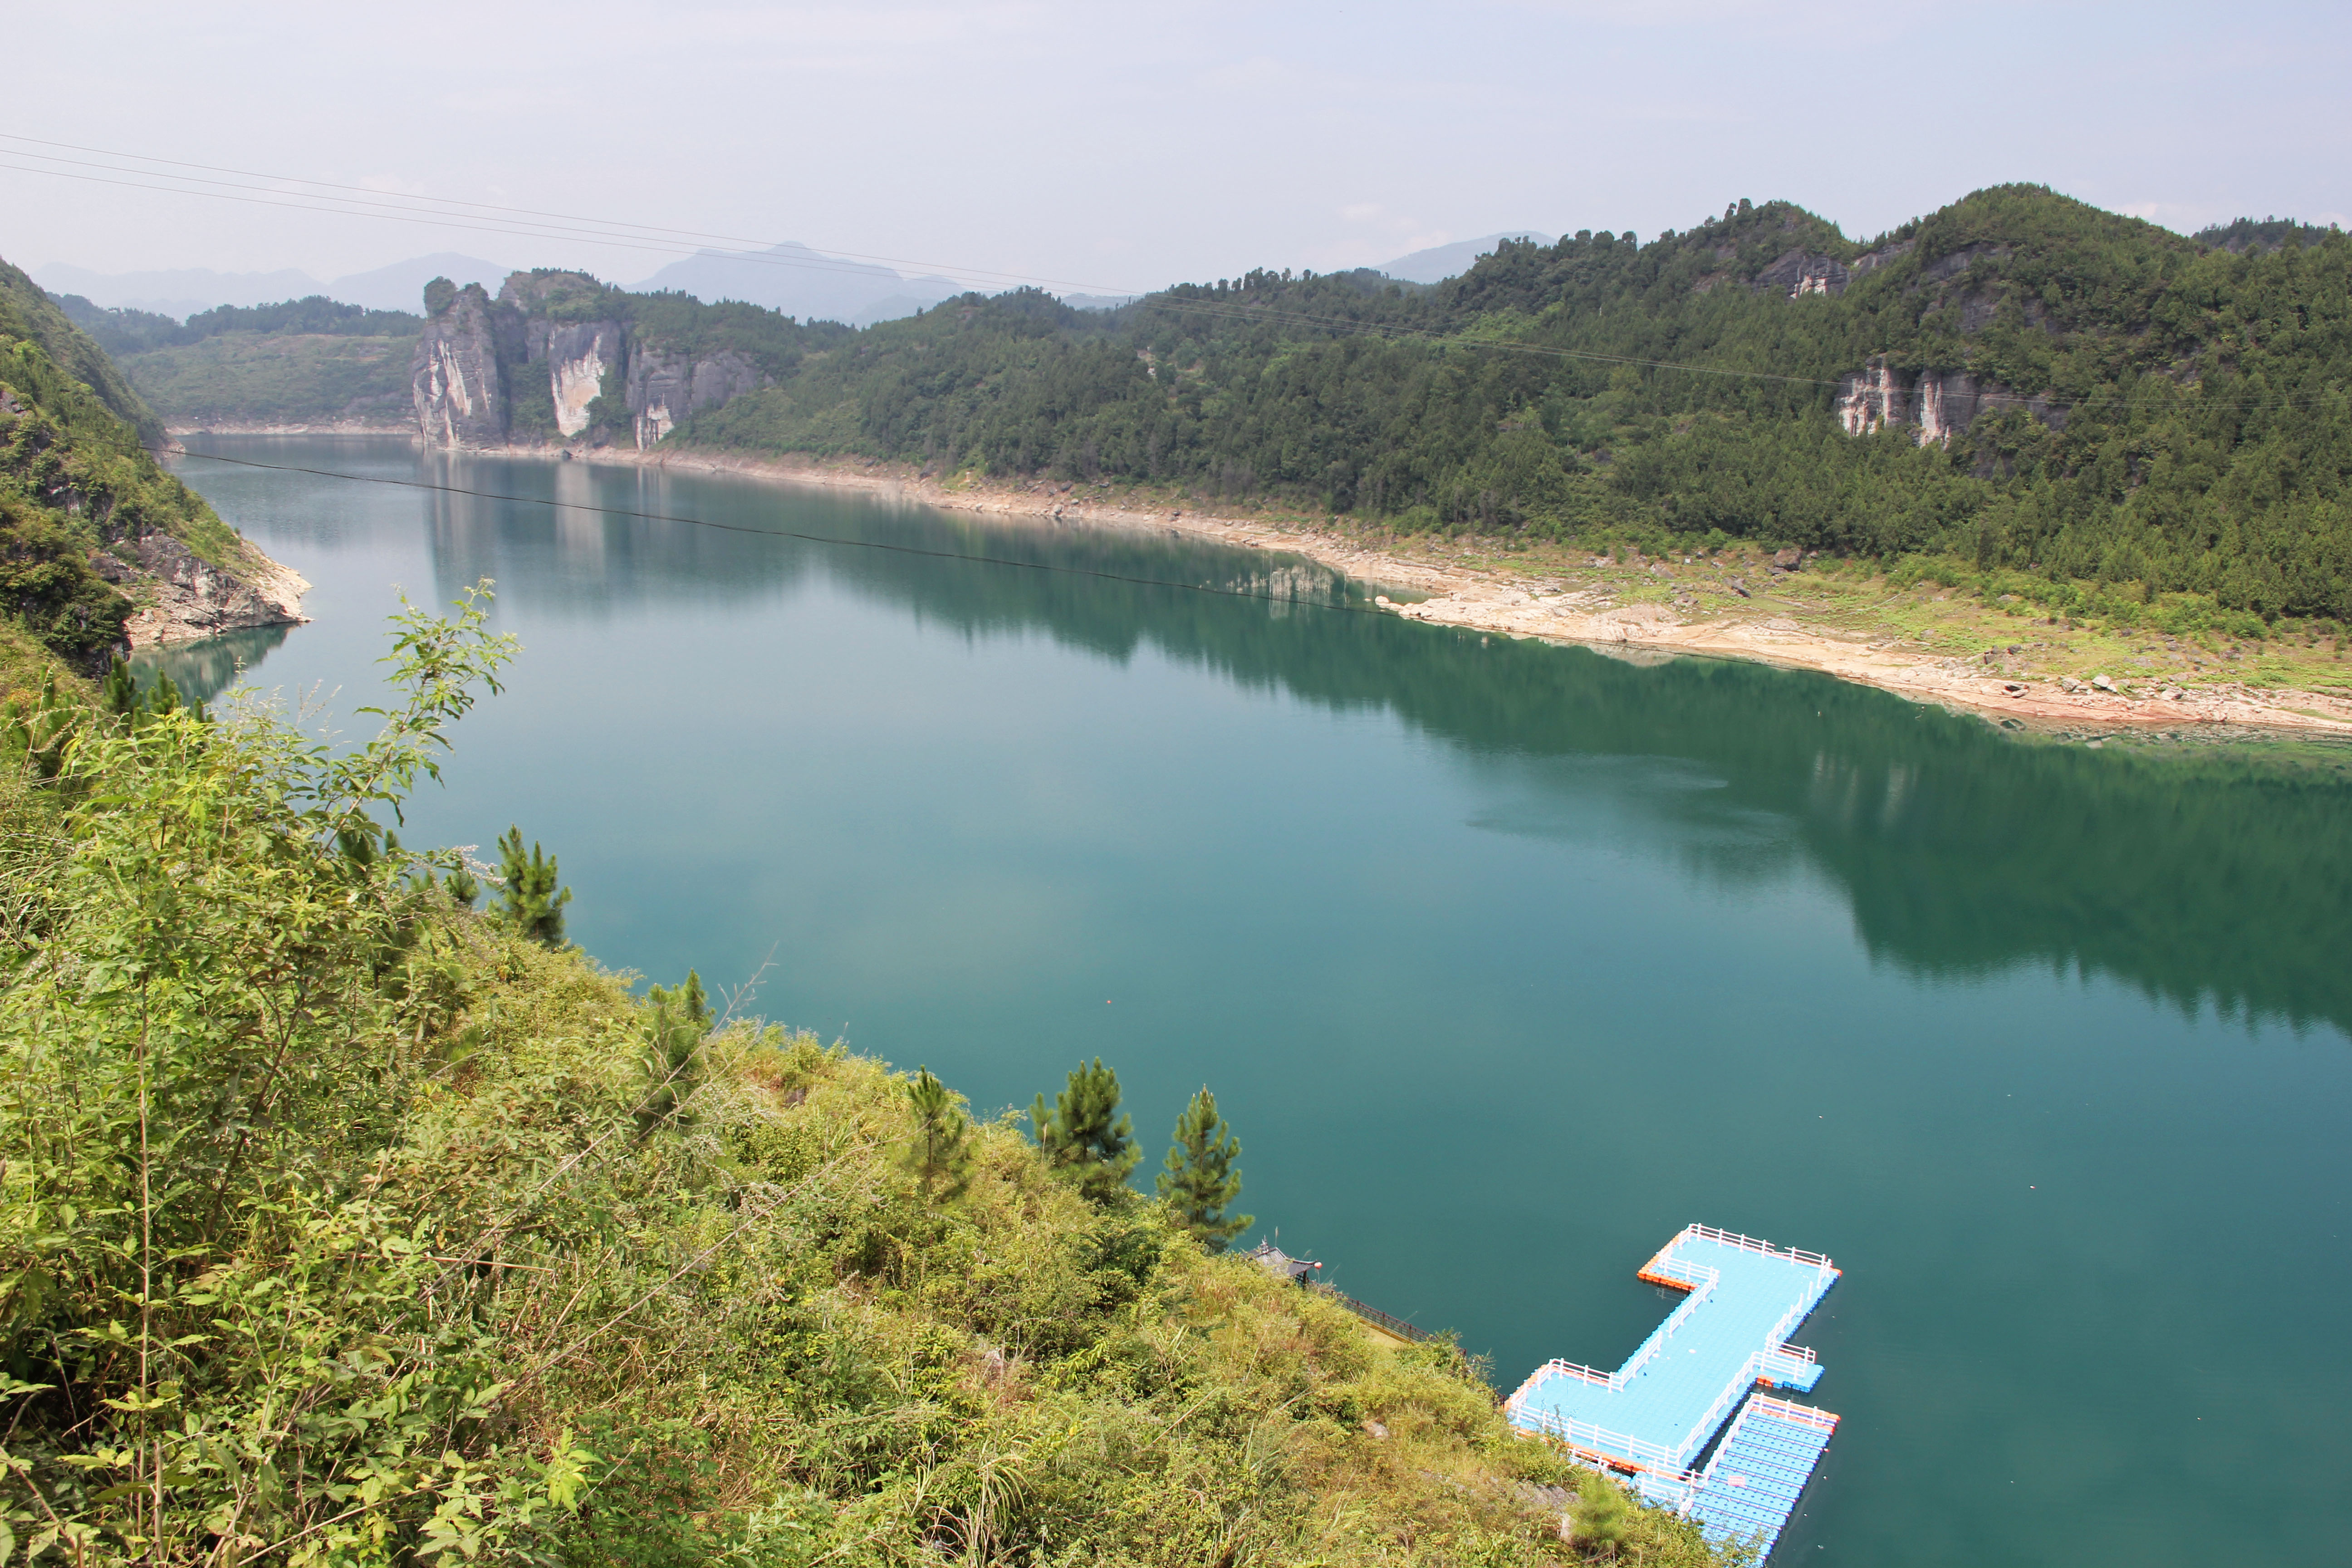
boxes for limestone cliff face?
[531,320,625,438]
[411,283,508,448]
[1753,248,1851,299]
[1836,355,2069,445]
[411,270,770,450]
[625,345,764,447]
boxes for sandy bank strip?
[181,432,2352,735]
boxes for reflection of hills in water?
[126,623,290,706]
[190,453,2352,1040]
[408,455,1364,633]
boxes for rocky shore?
[546,444,2352,737]
[159,430,2352,735]
[98,529,310,649]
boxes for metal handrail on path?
[1318,1286,1438,1345]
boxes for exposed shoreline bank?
[169,429,2352,735]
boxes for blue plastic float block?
[1758,1348,1825,1394]
[1688,1400,1837,1562]
[1515,1233,1838,1466]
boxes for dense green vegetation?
[51,294,423,357]
[2190,216,2342,254]
[46,292,424,430]
[0,599,1731,1568]
[1,263,162,447]
[112,332,415,428]
[0,256,253,670]
[676,185,2352,622]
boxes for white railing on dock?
[1673,1353,1770,1462]
[1744,1394,1839,1433]
[1525,1262,1723,1394]
[1505,1401,1695,1479]
[1682,1223,1834,1271]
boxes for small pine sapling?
[101,655,137,719]
[899,1067,973,1201]
[1030,1057,1139,1206]
[1,675,83,779]
[1156,1087,1251,1252]
[633,970,712,1136]
[1568,1470,1633,1553]
[495,824,572,946]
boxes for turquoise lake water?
[157,436,2352,1566]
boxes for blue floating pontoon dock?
[1506,1225,1841,1561]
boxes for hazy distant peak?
[632,242,962,326]
[30,252,518,318]
[1375,231,1557,284]
[325,253,515,313]
[31,261,323,318]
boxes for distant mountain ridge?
[632,242,961,326]
[34,252,515,316]
[1375,231,1556,284]
[41,242,970,328]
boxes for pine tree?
[101,655,136,720]
[1030,1057,1138,1205]
[96,659,206,732]
[899,1067,973,1201]
[1,675,82,779]
[1567,1471,1633,1553]
[633,970,711,1137]
[1156,1087,1251,1252]
[139,671,191,726]
[444,864,482,909]
[495,825,572,946]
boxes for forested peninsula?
[681,188,2352,622]
[372,184,2352,725]
[88,184,2352,721]
[376,187,2349,619]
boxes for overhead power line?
[0,131,1141,297]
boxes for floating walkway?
[1506,1225,1841,1561]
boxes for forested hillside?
[53,292,423,355]
[679,185,2352,621]
[0,256,258,678]
[51,291,426,430]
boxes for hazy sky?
[6,0,2347,293]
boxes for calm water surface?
[158,436,2352,1568]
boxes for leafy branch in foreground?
[0,587,580,1565]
